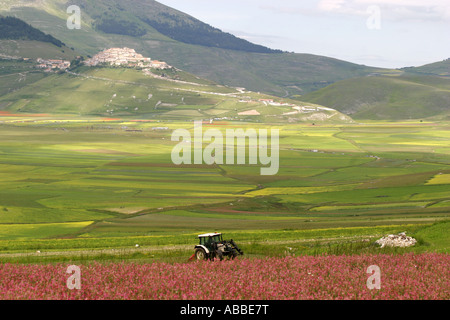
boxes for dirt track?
[0,244,192,259]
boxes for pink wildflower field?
[0,253,448,300]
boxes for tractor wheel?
[195,248,207,261]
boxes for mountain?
[85,0,282,53]
[0,5,350,122]
[402,58,450,77]
[301,73,450,120]
[0,0,381,97]
[3,1,446,121]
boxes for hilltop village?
[84,47,170,69]
[35,47,171,72]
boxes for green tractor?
[192,233,244,261]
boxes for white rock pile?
[375,232,417,248]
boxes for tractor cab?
[198,233,223,250]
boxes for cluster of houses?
[36,58,71,72]
[258,99,321,112]
[34,47,170,73]
[83,47,170,69]
[235,97,336,117]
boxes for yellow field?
[246,184,360,196]
[426,174,450,185]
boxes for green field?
[0,118,448,263]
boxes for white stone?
[375,232,417,248]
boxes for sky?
[156,0,450,69]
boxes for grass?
[0,40,77,60]
[404,59,450,77]
[413,220,450,253]
[0,119,447,263]
[0,221,94,240]
[0,222,446,264]
[0,0,447,268]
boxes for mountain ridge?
[302,73,450,120]
[82,0,283,53]
[0,0,381,97]
[402,59,450,77]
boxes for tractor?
[192,233,243,261]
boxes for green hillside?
[0,62,350,122]
[0,59,47,96]
[403,59,450,77]
[0,15,64,46]
[0,39,77,60]
[0,0,380,97]
[0,15,78,60]
[302,74,450,120]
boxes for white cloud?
[318,0,347,12]
[317,0,450,22]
